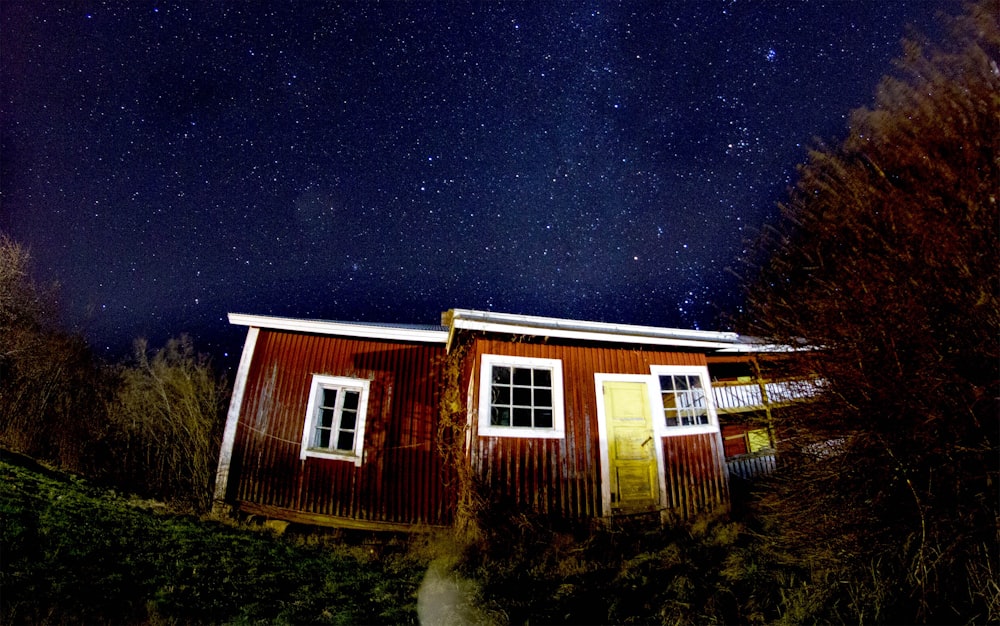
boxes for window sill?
[301,448,363,466]
[477,426,565,439]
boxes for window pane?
[690,393,705,409]
[336,430,355,451]
[316,428,331,448]
[512,367,532,386]
[342,390,360,410]
[674,376,689,391]
[319,407,335,428]
[340,410,357,430]
[533,368,551,387]
[662,392,678,410]
[534,409,553,428]
[659,375,675,391]
[492,385,510,405]
[687,375,702,390]
[322,388,338,408]
[534,388,552,408]
[491,407,510,426]
[512,407,532,427]
[665,415,678,427]
[512,386,532,406]
[492,366,510,384]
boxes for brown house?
[213,309,791,531]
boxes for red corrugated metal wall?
[227,330,454,527]
[466,337,729,519]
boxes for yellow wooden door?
[603,381,659,512]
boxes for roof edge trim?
[450,318,742,350]
[448,308,743,346]
[227,313,449,343]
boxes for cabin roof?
[229,309,778,352]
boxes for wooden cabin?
[213,309,793,530]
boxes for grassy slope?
[1,451,783,625]
[0,454,427,625]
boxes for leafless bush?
[106,336,228,511]
[739,3,999,622]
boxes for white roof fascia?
[451,319,740,349]
[448,308,744,349]
[449,309,741,343]
[227,313,448,343]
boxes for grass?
[0,451,802,625]
[0,453,429,625]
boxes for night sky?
[2,1,955,362]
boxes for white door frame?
[594,373,666,516]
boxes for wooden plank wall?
[227,330,454,527]
[467,337,729,520]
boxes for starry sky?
[2,1,954,362]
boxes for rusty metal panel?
[467,336,723,519]
[660,433,730,518]
[229,329,453,528]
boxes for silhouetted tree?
[740,3,999,622]
[0,233,107,469]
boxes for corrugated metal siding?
[228,330,453,527]
[467,337,727,519]
[660,433,730,518]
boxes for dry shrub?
[740,3,999,622]
[106,336,228,511]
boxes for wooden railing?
[726,451,777,481]
[711,378,821,414]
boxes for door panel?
[603,381,659,512]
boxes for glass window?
[301,375,370,464]
[478,355,565,438]
[650,366,717,435]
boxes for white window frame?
[649,365,719,437]
[300,374,371,466]
[477,354,565,439]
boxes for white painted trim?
[228,313,448,343]
[300,375,371,466]
[452,318,741,350]
[213,326,260,504]
[649,365,721,437]
[449,308,743,348]
[477,354,566,439]
[594,374,665,516]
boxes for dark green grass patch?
[0,455,426,624]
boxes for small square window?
[301,375,371,465]
[650,366,717,436]
[478,354,565,438]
